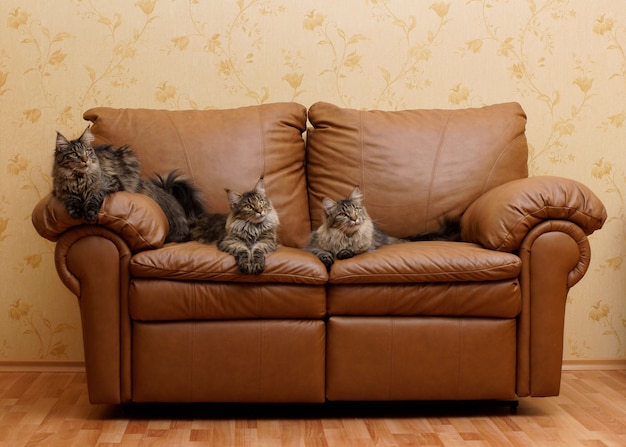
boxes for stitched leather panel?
[129,279,327,320]
[326,317,516,401]
[132,320,326,403]
[328,280,520,318]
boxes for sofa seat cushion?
[326,242,522,318]
[329,241,521,284]
[130,243,328,284]
[130,279,327,321]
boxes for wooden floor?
[0,370,625,446]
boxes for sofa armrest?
[462,176,607,398]
[461,176,607,252]
[52,226,132,403]
[31,191,168,252]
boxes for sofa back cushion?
[83,103,311,248]
[306,102,528,237]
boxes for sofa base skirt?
[326,316,517,401]
[131,319,326,403]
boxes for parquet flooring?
[0,369,625,446]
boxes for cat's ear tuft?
[322,197,336,214]
[350,186,363,203]
[226,188,242,209]
[254,178,265,195]
[55,132,70,151]
[79,126,95,145]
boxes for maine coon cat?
[187,178,279,274]
[52,127,190,243]
[52,127,140,222]
[306,186,461,270]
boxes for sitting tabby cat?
[306,186,461,270]
[52,127,190,243]
[187,178,279,274]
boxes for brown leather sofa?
[32,101,607,404]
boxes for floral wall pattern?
[0,0,625,363]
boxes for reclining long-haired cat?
[175,178,280,275]
[52,127,191,243]
[306,186,461,270]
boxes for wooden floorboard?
[0,370,625,446]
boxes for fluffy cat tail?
[405,215,462,242]
[151,170,206,218]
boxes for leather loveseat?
[32,101,607,404]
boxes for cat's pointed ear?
[350,186,363,203]
[322,197,337,214]
[254,178,265,195]
[79,126,95,146]
[55,131,70,152]
[225,188,242,209]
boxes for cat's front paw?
[248,250,266,274]
[84,198,103,223]
[64,198,83,220]
[67,207,83,220]
[336,249,355,260]
[234,251,251,274]
[316,252,334,270]
[83,206,100,223]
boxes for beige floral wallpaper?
[0,0,625,364]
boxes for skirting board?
[561,359,626,371]
[0,360,624,372]
[0,361,86,372]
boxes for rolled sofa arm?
[462,176,607,398]
[461,176,607,252]
[31,191,169,252]
[30,191,166,403]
